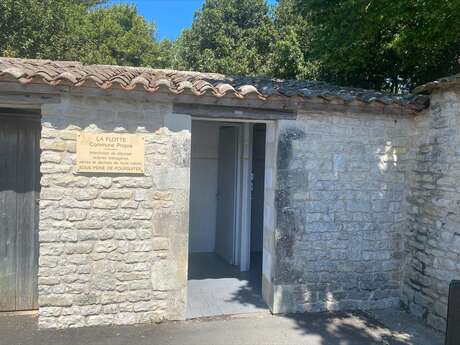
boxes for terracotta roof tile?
[0,57,428,110]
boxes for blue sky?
[109,0,278,40]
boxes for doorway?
[0,109,41,311]
[187,120,267,318]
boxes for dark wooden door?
[446,280,460,345]
[0,111,40,311]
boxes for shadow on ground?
[2,258,441,345]
[284,311,409,345]
[227,282,406,343]
[187,252,268,318]
[226,281,442,345]
[0,307,443,345]
[186,252,442,344]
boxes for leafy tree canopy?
[295,0,460,91]
[268,0,318,80]
[174,0,276,75]
[0,0,171,68]
[176,0,459,91]
[1,0,458,92]
[73,4,165,66]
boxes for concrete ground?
[0,308,443,345]
[187,252,267,318]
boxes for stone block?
[74,190,99,201]
[93,200,119,209]
[39,295,73,307]
[89,177,112,189]
[100,190,133,199]
[40,139,66,152]
[151,260,176,291]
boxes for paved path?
[187,278,268,319]
[0,308,443,345]
[187,253,267,319]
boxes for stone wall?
[38,95,191,328]
[402,87,460,332]
[270,110,411,313]
[261,121,278,310]
[34,86,460,330]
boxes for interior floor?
[186,252,268,319]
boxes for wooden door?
[215,126,238,265]
[446,280,460,345]
[0,111,40,311]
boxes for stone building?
[0,57,458,331]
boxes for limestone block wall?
[402,88,460,332]
[38,95,191,328]
[261,121,278,310]
[271,110,411,313]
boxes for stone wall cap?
[413,73,460,95]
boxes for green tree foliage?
[295,0,460,91]
[0,0,84,60]
[174,0,319,79]
[1,0,457,90]
[268,0,318,80]
[72,4,165,66]
[0,0,171,68]
[174,0,276,75]
[176,0,459,90]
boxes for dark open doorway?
[187,120,267,319]
[248,123,266,294]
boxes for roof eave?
[0,77,425,117]
[0,78,298,111]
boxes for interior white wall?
[189,121,220,253]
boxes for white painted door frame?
[219,122,253,271]
[237,123,253,272]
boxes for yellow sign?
[76,133,145,174]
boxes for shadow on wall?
[42,96,175,132]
